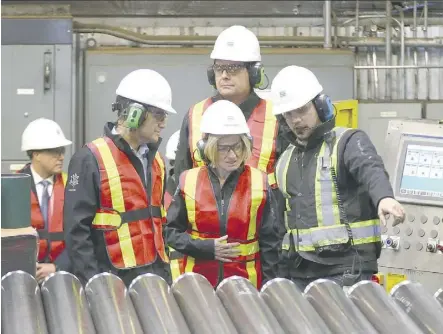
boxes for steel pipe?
[323,1,332,49]
[84,273,143,334]
[347,280,423,334]
[391,281,443,333]
[171,273,238,334]
[260,278,331,334]
[216,276,284,334]
[434,288,443,307]
[40,271,96,334]
[304,279,378,334]
[128,273,190,334]
[385,0,392,99]
[1,271,48,334]
[355,65,443,69]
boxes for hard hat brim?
[21,138,72,152]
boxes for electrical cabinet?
[333,99,358,129]
[358,102,422,156]
[1,18,73,173]
[426,102,443,121]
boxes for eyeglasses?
[212,63,247,75]
[217,142,243,155]
[282,102,313,120]
[151,109,168,122]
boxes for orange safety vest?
[179,165,267,288]
[188,97,278,187]
[30,173,67,263]
[87,136,169,270]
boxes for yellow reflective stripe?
[257,100,276,172]
[315,143,327,226]
[92,138,136,268]
[190,100,207,167]
[189,234,260,256]
[275,145,295,198]
[155,152,166,218]
[267,172,276,187]
[183,168,200,272]
[247,167,264,288]
[92,212,121,227]
[169,246,182,281]
[61,172,68,186]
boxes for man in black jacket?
[64,69,176,286]
[271,65,406,290]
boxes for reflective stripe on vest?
[29,172,67,262]
[276,127,381,252]
[188,98,278,187]
[181,166,266,288]
[87,137,168,269]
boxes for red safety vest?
[87,136,169,269]
[188,97,278,187]
[30,172,67,263]
[179,165,267,288]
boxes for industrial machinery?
[379,119,443,293]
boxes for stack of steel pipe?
[390,280,443,333]
[304,278,378,333]
[171,273,238,334]
[1,271,48,334]
[216,276,284,334]
[128,273,190,334]
[260,278,331,334]
[84,273,143,334]
[347,280,424,334]
[40,271,96,334]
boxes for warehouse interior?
[1,1,443,333]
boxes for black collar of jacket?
[207,163,246,181]
[103,122,162,159]
[212,90,260,120]
[282,117,336,150]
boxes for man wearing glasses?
[19,118,73,283]
[64,69,177,286]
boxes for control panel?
[378,119,443,294]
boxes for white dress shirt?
[30,165,54,206]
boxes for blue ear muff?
[313,94,334,122]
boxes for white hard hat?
[165,130,180,160]
[271,65,323,116]
[116,69,177,114]
[210,25,261,62]
[200,100,250,135]
[21,118,72,151]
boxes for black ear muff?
[195,138,210,164]
[248,62,265,88]
[207,66,216,87]
[312,94,334,123]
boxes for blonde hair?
[204,134,252,166]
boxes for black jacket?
[164,165,280,285]
[20,164,71,272]
[63,122,170,286]
[277,118,394,279]
[174,91,290,182]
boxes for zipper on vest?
[221,198,225,216]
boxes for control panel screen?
[399,144,443,201]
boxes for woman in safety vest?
[164,100,280,289]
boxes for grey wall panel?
[426,102,443,120]
[84,48,354,157]
[358,102,423,156]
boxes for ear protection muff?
[312,94,334,123]
[206,62,265,89]
[124,103,148,129]
[247,62,265,88]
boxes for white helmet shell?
[21,118,72,151]
[200,100,250,135]
[271,65,323,115]
[115,69,177,114]
[210,25,261,62]
[165,130,180,160]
